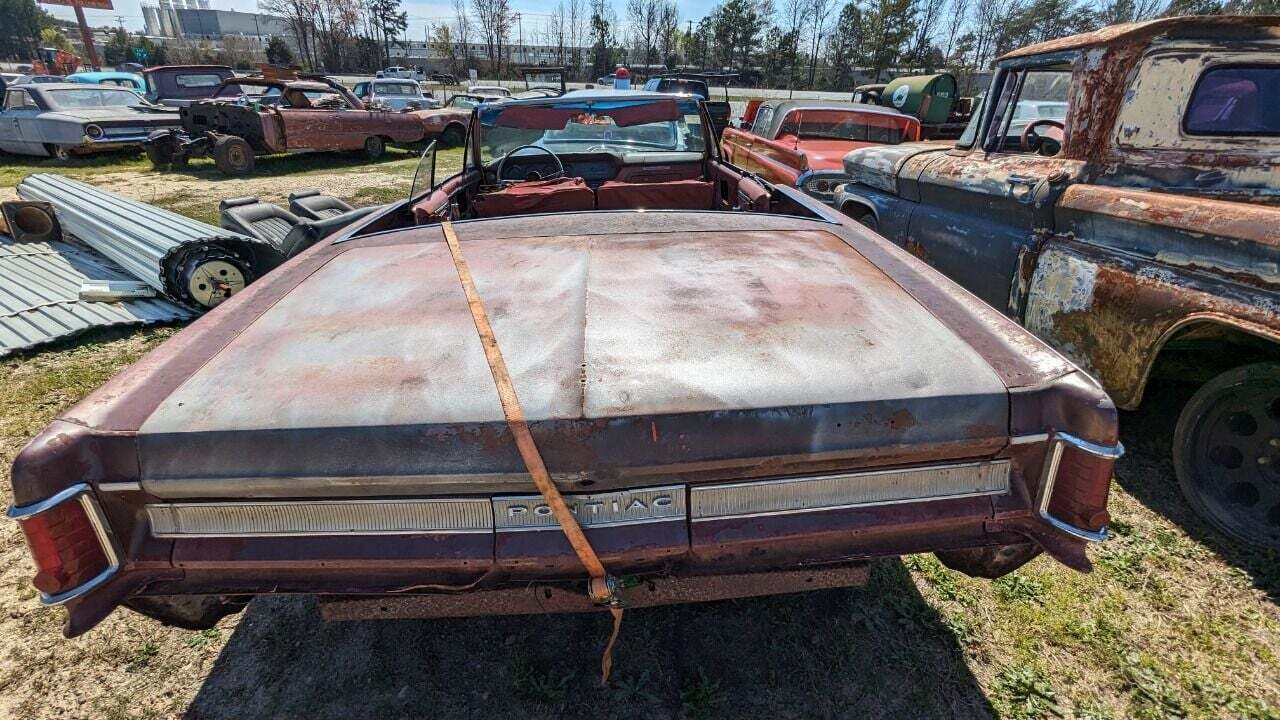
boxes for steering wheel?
[1020,119,1066,156]
[496,144,565,182]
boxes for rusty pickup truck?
[8,91,1120,638]
[834,16,1280,548]
[145,72,429,175]
[721,101,922,204]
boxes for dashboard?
[490,150,706,186]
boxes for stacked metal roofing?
[0,233,194,357]
[18,174,284,308]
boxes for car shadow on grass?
[182,559,996,720]
[1115,378,1280,603]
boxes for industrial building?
[142,0,290,41]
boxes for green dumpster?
[882,73,958,125]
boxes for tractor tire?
[146,138,177,168]
[1173,362,1280,549]
[212,135,255,176]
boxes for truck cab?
[835,16,1280,549]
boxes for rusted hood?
[842,142,949,193]
[64,213,1019,498]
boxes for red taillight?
[1047,443,1116,531]
[1037,433,1123,541]
[12,490,114,601]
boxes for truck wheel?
[842,205,878,231]
[935,543,1041,579]
[363,135,385,160]
[440,124,465,148]
[212,136,255,176]
[1173,362,1280,549]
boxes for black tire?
[363,135,385,160]
[212,135,255,175]
[1173,362,1280,549]
[440,124,465,148]
[146,139,176,168]
[843,204,878,232]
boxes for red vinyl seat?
[472,177,595,218]
[595,178,716,211]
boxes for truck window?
[1184,66,1279,136]
[985,67,1071,152]
[752,106,774,135]
[175,73,225,88]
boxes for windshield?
[214,83,279,98]
[46,88,143,108]
[377,82,418,96]
[777,109,919,144]
[449,95,480,109]
[479,98,706,163]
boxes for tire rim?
[1186,377,1280,544]
[188,260,247,307]
[229,145,247,168]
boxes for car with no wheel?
[0,82,179,159]
[145,72,429,175]
[9,90,1120,638]
[835,16,1280,548]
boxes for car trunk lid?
[134,222,1011,498]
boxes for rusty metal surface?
[317,563,872,621]
[132,222,1010,499]
[998,15,1280,60]
[1024,238,1280,410]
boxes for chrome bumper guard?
[6,483,122,606]
[1036,432,1124,543]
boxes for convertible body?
[9,91,1120,635]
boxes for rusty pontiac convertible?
[8,91,1122,642]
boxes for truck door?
[907,63,1081,313]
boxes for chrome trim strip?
[6,484,123,606]
[146,498,494,538]
[1036,432,1124,543]
[1009,433,1051,445]
[98,481,143,493]
[691,461,1010,521]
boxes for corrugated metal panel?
[17,174,284,308]
[0,233,195,357]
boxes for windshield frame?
[476,96,710,163]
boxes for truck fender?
[1020,239,1280,409]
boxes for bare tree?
[940,0,971,61]
[258,0,319,69]
[627,0,674,68]
[780,0,809,89]
[472,0,515,76]
[806,0,833,87]
[907,0,946,68]
[657,1,679,67]
[567,0,586,64]
[452,0,471,64]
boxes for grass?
[1,152,1279,719]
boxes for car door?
[906,62,1082,313]
[0,89,42,154]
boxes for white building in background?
[142,1,288,42]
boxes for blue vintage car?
[0,82,178,159]
[65,71,146,92]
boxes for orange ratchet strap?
[440,219,624,685]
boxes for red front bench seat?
[595,178,716,211]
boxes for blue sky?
[45,0,721,36]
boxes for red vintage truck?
[720,101,923,204]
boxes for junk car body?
[9,90,1121,637]
[144,73,429,175]
[834,16,1280,548]
[721,100,924,204]
[0,82,179,159]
